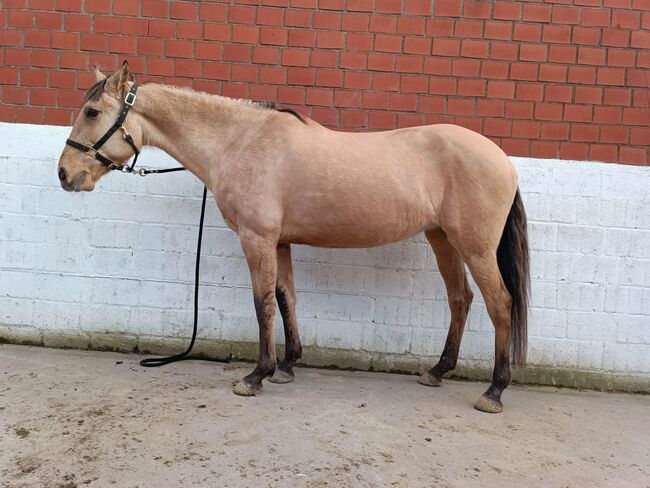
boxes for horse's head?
[57,62,142,191]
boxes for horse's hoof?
[268,369,294,384]
[232,380,262,396]
[417,372,442,387]
[473,394,503,414]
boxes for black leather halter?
[66,84,142,172]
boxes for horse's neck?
[135,84,256,181]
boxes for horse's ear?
[94,66,107,83]
[107,60,131,98]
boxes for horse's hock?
[1,119,649,394]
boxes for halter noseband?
[66,83,141,172]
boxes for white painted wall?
[1,122,649,377]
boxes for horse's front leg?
[232,232,278,396]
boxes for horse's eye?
[85,108,99,118]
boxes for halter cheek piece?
[66,83,185,176]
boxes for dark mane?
[83,78,107,104]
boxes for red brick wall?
[0,0,648,164]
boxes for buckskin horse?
[57,63,529,413]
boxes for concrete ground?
[0,345,648,488]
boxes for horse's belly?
[280,200,435,248]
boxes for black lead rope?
[140,186,232,367]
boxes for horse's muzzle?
[60,170,88,192]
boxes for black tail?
[497,188,530,366]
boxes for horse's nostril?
[58,168,67,182]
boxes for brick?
[460,39,488,58]
[631,127,650,145]
[342,13,368,31]
[363,91,389,109]
[545,85,572,103]
[418,95,446,113]
[334,90,362,108]
[426,18,454,36]
[602,29,630,47]
[454,20,484,38]
[142,0,168,17]
[260,66,287,84]
[60,51,87,69]
[622,107,650,125]
[607,50,635,67]
[512,120,540,138]
[484,21,512,40]
[56,0,81,11]
[501,138,529,156]
[564,105,592,122]
[347,0,373,12]
[535,103,563,121]
[487,80,515,99]
[289,30,317,48]
[390,93,417,111]
[8,10,33,27]
[484,118,511,137]
[286,9,312,27]
[491,42,518,60]
[446,98,474,115]
[306,87,333,106]
[575,86,602,104]
[510,63,539,81]
[619,148,646,165]
[85,0,111,13]
[477,99,504,116]
[396,56,423,74]
[166,40,193,58]
[25,31,51,48]
[3,86,29,104]
[560,143,588,160]
[311,50,338,68]
[523,4,551,22]
[520,44,547,62]
[549,45,577,64]
[316,31,343,48]
[405,0,432,15]
[631,31,650,49]
[543,25,571,44]
[340,110,367,128]
[429,77,456,95]
[597,67,625,85]
[493,2,520,20]
[551,6,580,24]
[612,11,639,28]
[516,83,544,101]
[506,101,534,119]
[223,44,251,62]
[434,0,462,17]
[375,0,401,13]
[571,124,599,142]
[397,17,425,35]
[147,58,174,76]
[464,1,491,19]
[315,11,342,30]
[21,68,48,86]
[604,88,631,106]
[458,79,485,96]
[589,144,618,162]
[369,111,395,129]
[431,39,460,57]
[138,38,164,56]
[278,86,305,104]
[530,141,558,158]
[373,73,400,91]
[452,59,480,77]
[15,106,44,124]
[572,27,600,46]
[370,15,396,33]
[63,13,90,32]
[594,106,622,123]
[404,37,431,55]
[600,125,628,143]
[232,25,259,44]
[514,24,541,42]
[203,63,229,80]
[400,75,428,93]
[113,0,140,15]
[35,12,62,29]
[583,9,611,27]
[480,61,508,79]
[568,66,596,84]
[578,47,606,66]
[541,122,569,140]
[375,35,402,53]
[287,67,315,85]
[204,23,231,42]
[424,58,451,75]
[319,0,345,9]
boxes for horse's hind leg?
[268,243,302,384]
[418,229,473,387]
[464,253,513,413]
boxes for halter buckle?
[87,147,98,158]
[124,91,137,107]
